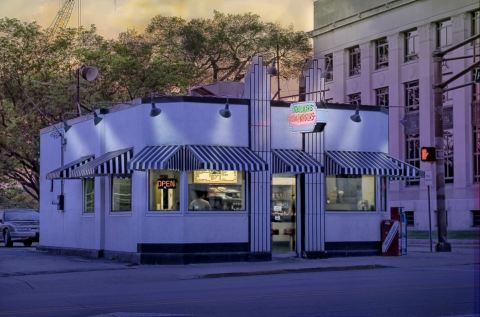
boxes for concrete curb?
[200,264,393,279]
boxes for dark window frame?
[348,45,361,76]
[324,53,333,82]
[405,80,419,113]
[436,19,452,48]
[375,87,389,108]
[404,29,419,62]
[375,37,389,69]
[348,92,361,106]
[405,133,420,186]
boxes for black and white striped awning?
[70,148,133,178]
[325,151,424,178]
[184,145,267,171]
[46,155,94,180]
[271,149,323,174]
[128,145,183,170]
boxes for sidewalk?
[1,243,478,280]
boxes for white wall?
[40,99,250,252]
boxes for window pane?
[112,176,132,211]
[326,175,376,211]
[149,170,180,211]
[83,178,94,213]
[188,170,245,211]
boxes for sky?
[0,0,314,38]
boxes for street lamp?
[76,65,98,116]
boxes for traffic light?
[421,147,436,162]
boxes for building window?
[348,92,361,105]
[405,134,420,186]
[375,87,389,108]
[111,176,132,212]
[188,170,245,211]
[324,53,333,82]
[444,130,454,183]
[436,19,452,48]
[404,211,415,226]
[472,10,479,36]
[149,170,180,211]
[474,125,480,183]
[348,45,361,76]
[83,178,94,213]
[326,175,377,211]
[375,37,388,69]
[404,29,419,62]
[405,80,419,113]
[472,210,480,227]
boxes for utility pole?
[432,32,480,252]
[432,51,450,252]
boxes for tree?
[0,12,311,206]
[146,11,311,83]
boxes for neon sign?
[157,178,177,189]
[288,101,317,132]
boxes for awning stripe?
[128,145,183,170]
[46,155,95,179]
[70,148,133,178]
[184,145,267,171]
[271,149,323,174]
[325,151,424,178]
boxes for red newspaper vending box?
[381,219,400,256]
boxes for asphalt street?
[0,244,479,317]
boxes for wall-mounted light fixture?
[150,101,161,117]
[93,112,102,125]
[219,98,231,118]
[350,105,361,123]
[63,121,71,133]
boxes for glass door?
[271,176,296,253]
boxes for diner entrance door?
[271,175,297,253]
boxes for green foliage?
[0,12,311,206]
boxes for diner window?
[149,170,180,211]
[326,175,376,211]
[436,19,452,48]
[375,87,389,108]
[405,80,419,113]
[324,53,333,82]
[348,45,361,76]
[444,130,454,184]
[404,29,419,62]
[83,178,94,213]
[405,133,420,186]
[375,37,388,69]
[111,176,132,211]
[188,170,245,211]
[348,92,361,106]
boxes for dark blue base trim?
[324,241,381,257]
[37,245,102,259]
[303,251,329,259]
[137,242,249,253]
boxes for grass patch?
[407,230,479,239]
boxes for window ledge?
[81,213,95,217]
[186,211,248,216]
[372,67,388,74]
[402,59,419,66]
[109,211,133,216]
[145,211,182,217]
